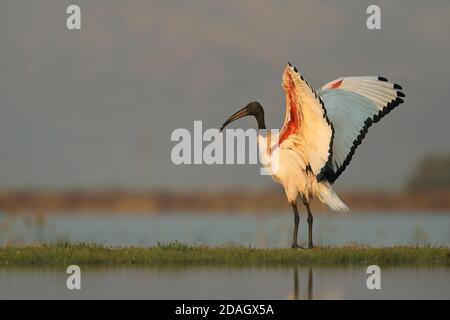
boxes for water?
[0,266,448,299]
[0,211,449,247]
[1,211,449,299]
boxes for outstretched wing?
[317,76,405,183]
[279,63,334,177]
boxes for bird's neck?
[252,104,266,130]
[257,121,266,130]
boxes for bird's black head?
[220,101,266,131]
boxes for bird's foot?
[291,243,305,249]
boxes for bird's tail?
[317,182,349,212]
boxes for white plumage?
[259,64,404,210]
[318,76,404,181]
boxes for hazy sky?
[0,0,449,191]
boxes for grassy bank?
[0,241,448,266]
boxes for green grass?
[0,241,448,266]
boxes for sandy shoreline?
[0,189,449,214]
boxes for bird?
[220,62,405,249]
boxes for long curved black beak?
[220,106,251,132]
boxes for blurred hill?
[407,154,450,191]
[0,187,450,215]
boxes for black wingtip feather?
[394,83,403,90]
[324,92,406,184]
[378,76,388,82]
[397,91,405,98]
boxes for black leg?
[291,202,302,249]
[305,202,314,249]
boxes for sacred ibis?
[220,63,405,248]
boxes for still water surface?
[0,266,448,299]
[0,211,449,247]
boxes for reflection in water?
[0,266,449,299]
[308,266,313,300]
[292,266,313,300]
[293,267,299,300]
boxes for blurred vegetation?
[407,154,450,191]
[0,241,448,266]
